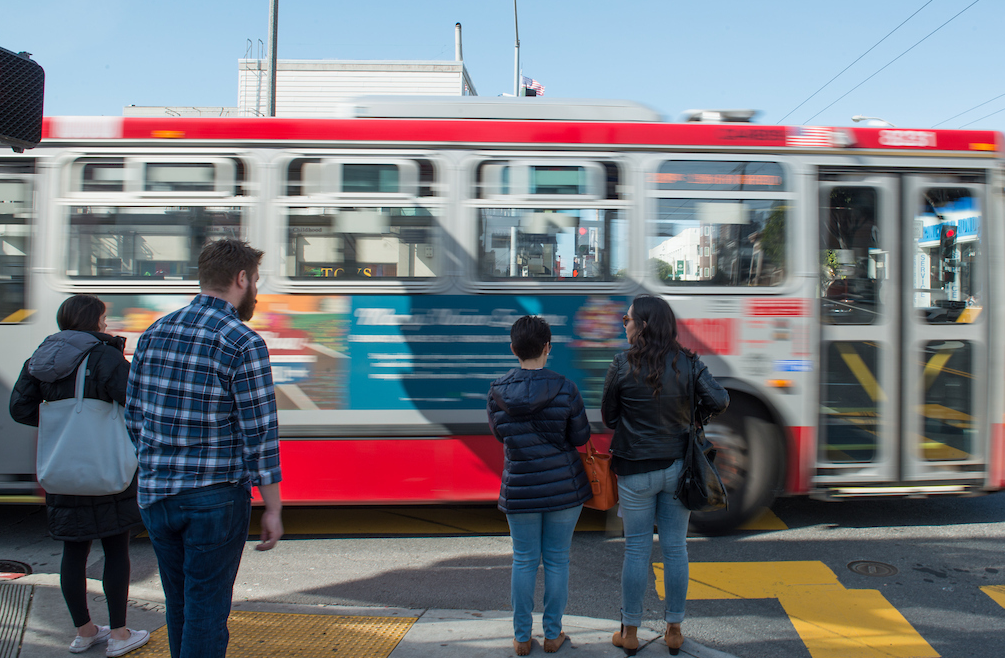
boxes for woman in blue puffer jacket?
[487,315,592,656]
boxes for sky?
[4,0,1004,130]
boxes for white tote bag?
[36,355,138,495]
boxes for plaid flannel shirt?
[125,294,282,508]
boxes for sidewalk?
[5,575,739,658]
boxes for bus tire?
[688,396,784,535]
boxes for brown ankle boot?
[611,624,639,656]
[513,638,531,656]
[665,623,683,655]
[543,632,566,653]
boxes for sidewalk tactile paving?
[0,583,32,658]
[132,611,418,657]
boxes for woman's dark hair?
[510,315,551,360]
[56,294,106,332]
[625,294,692,396]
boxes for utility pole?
[267,0,279,116]
[513,0,521,97]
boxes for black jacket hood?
[489,368,566,418]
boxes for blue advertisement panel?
[103,294,629,412]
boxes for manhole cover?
[0,560,32,580]
[848,560,898,577]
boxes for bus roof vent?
[681,109,759,123]
[349,96,663,122]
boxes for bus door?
[817,173,901,485]
[818,171,988,491]
[0,159,39,495]
[900,174,986,489]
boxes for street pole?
[513,0,521,97]
[267,0,279,117]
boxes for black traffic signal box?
[0,46,45,152]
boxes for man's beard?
[237,284,256,321]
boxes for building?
[124,57,477,118]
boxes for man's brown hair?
[198,239,264,292]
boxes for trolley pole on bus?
[513,0,522,97]
[267,0,279,117]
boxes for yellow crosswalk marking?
[737,507,787,531]
[653,561,938,658]
[980,585,1005,609]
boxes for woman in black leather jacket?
[601,295,728,656]
[9,294,148,656]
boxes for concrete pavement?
[5,574,740,658]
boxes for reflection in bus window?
[284,207,439,279]
[478,209,625,280]
[649,199,786,286]
[921,340,973,460]
[913,189,982,324]
[0,177,30,321]
[820,187,882,325]
[66,206,242,279]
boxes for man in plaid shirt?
[126,239,283,658]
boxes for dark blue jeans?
[140,483,250,658]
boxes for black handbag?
[674,356,728,512]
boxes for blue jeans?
[618,461,691,626]
[506,505,583,642]
[140,483,251,658]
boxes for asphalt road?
[2,492,1003,658]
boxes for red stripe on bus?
[785,426,814,494]
[256,433,614,505]
[39,117,1000,152]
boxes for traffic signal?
[940,224,957,261]
[0,46,45,152]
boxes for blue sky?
[5,0,1003,129]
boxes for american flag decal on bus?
[787,126,834,148]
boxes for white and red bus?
[1,98,1001,532]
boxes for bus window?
[921,340,974,460]
[65,206,243,279]
[912,188,981,324]
[476,161,609,200]
[0,176,30,321]
[649,198,786,286]
[283,206,439,280]
[285,158,429,198]
[71,158,245,196]
[820,187,882,324]
[477,208,626,280]
[81,162,125,193]
[649,161,788,287]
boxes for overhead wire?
[932,91,1005,127]
[776,0,933,125]
[959,106,1005,128]
[802,0,981,125]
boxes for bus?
[1,97,1002,533]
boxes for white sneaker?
[105,629,149,657]
[69,625,110,653]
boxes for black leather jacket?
[601,350,729,463]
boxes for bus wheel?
[688,398,783,535]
